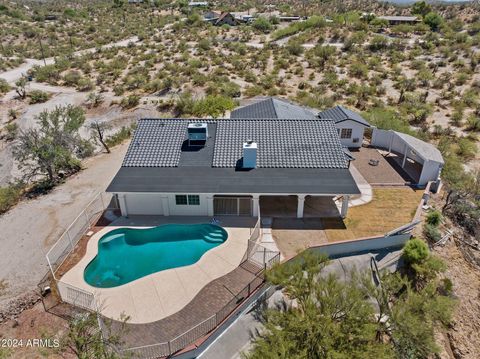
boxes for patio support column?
[297,195,305,218]
[252,195,259,217]
[341,195,349,218]
[207,196,214,216]
[161,196,170,216]
[119,194,128,217]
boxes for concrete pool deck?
[60,216,256,324]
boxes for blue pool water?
[84,224,228,288]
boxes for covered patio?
[259,194,349,219]
[371,129,444,186]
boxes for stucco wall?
[335,120,365,148]
[123,193,165,215]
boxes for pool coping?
[60,222,251,324]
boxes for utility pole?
[38,37,47,66]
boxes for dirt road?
[0,143,128,310]
[0,36,139,84]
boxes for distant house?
[203,10,221,20]
[278,16,302,22]
[128,0,144,3]
[318,106,371,149]
[377,15,420,26]
[188,1,208,7]
[214,12,242,26]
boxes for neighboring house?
[318,105,371,149]
[188,1,208,7]
[232,98,370,149]
[128,0,144,3]
[107,118,360,218]
[214,12,242,26]
[203,10,221,21]
[377,15,420,25]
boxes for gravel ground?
[0,142,128,311]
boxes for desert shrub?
[423,223,441,243]
[0,79,10,94]
[29,90,49,104]
[120,95,140,109]
[403,238,429,264]
[0,184,23,214]
[105,125,135,147]
[426,210,442,226]
[252,17,272,33]
[3,123,18,141]
[456,138,477,159]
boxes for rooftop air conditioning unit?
[187,123,208,146]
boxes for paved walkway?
[348,164,373,207]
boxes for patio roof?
[394,131,444,164]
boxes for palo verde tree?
[61,311,129,359]
[14,105,93,186]
[246,252,393,359]
[247,247,455,359]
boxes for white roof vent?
[187,123,208,146]
[243,140,257,169]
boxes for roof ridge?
[270,97,279,118]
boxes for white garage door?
[125,194,164,215]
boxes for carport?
[371,129,444,186]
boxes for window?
[340,128,352,139]
[188,195,200,205]
[175,195,188,205]
[175,194,200,205]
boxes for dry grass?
[324,187,423,242]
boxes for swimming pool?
[84,224,228,288]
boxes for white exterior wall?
[167,193,210,216]
[121,193,165,215]
[419,160,442,186]
[335,120,365,148]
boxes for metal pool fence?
[118,249,280,359]
[45,192,117,280]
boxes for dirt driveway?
[0,143,128,310]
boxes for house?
[214,12,242,26]
[318,105,371,149]
[231,98,370,149]
[203,10,221,21]
[106,118,360,219]
[377,15,420,26]
[188,1,208,7]
[230,97,318,120]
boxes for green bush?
[29,90,49,104]
[0,184,23,215]
[423,223,441,243]
[426,210,442,226]
[0,79,10,94]
[105,125,135,147]
[120,95,140,109]
[403,238,429,264]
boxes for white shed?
[371,129,444,186]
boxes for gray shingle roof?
[121,118,348,170]
[213,119,348,169]
[122,120,190,167]
[318,105,370,127]
[230,97,318,120]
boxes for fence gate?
[214,196,252,216]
